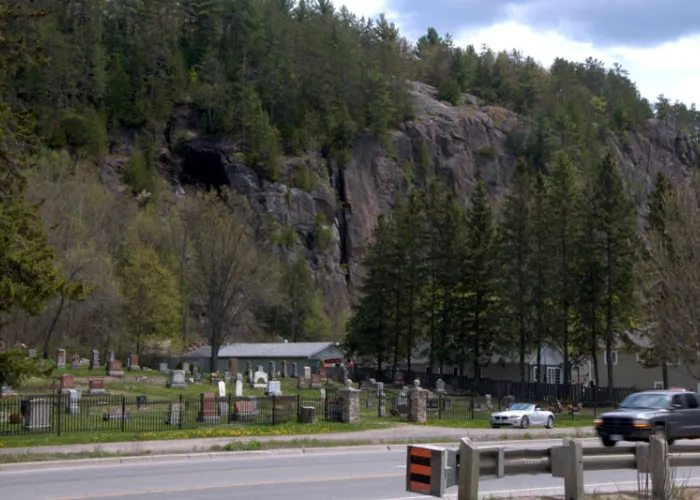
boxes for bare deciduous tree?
[182,188,279,373]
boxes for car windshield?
[509,403,534,411]
[618,393,669,410]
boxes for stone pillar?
[408,379,427,423]
[339,379,360,424]
[377,382,386,417]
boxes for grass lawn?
[0,420,395,448]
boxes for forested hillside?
[0,1,698,377]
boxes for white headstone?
[218,380,226,398]
[252,370,269,389]
[235,379,243,397]
[266,380,282,396]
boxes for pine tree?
[345,215,395,377]
[530,171,554,391]
[546,150,582,391]
[592,152,639,393]
[643,172,673,387]
[461,181,498,379]
[496,158,533,387]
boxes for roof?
[183,342,340,359]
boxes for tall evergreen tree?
[592,152,639,393]
[546,150,582,390]
[461,181,498,379]
[497,158,533,388]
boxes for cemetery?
[0,348,612,446]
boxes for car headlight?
[633,419,651,429]
[593,418,602,426]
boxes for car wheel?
[521,416,529,429]
[546,416,554,429]
[602,437,617,448]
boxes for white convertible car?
[489,403,555,429]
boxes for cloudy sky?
[339,0,699,107]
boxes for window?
[683,393,699,409]
[672,394,687,408]
[653,381,664,390]
[604,351,618,365]
[547,367,562,385]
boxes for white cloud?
[454,21,699,107]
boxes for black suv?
[594,389,700,447]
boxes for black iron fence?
[0,392,348,437]
[0,388,625,437]
[351,367,637,403]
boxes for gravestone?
[408,380,427,423]
[281,360,288,378]
[246,362,252,382]
[88,378,105,394]
[310,373,322,389]
[377,382,386,417]
[56,349,66,369]
[182,362,190,374]
[28,349,37,358]
[71,354,80,370]
[297,374,307,390]
[127,353,140,371]
[236,372,243,383]
[269,361,276,379]
[300,406,316,424]
[23,399,51,430]
[159,362,168,373]
[266,380,282,396]
[304,366,311,380]
[435,379,446,394]
[233,398,258,421]
[59,373,75,392]
[224,371,232,383]
[166,403,182,425]
[136,395,148,411]
[394,371,405,385]
[108,351,115,363]
[291,363,298,378]
[198,393,219,423]
[66,389,81,415]
[228,358,239,374]
[235,380,243,397]
[340,379,360,423]
[485,394,493,409]
[90,349,100,370]
[193,366,201,382]
[319,367,329,381]
[252,369,268,389]
[108,360,124,377]
[168,370,188,389]
[320,388,326,401]
[218,381,226,398]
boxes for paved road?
[2,439,698,500]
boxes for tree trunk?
[605,235,614,396]
[662,362,669,389]
[43,294,66,359]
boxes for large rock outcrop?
[158,82,698,335]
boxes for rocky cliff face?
[150,82,698,334]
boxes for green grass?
[0,420,392,449]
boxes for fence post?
[457,437,479,500]
[227,393,232,424]
[121,396,126,432]
[297,393,301,421]
[469,395,474,420]
[649,435,669,500]
[178,394,183,430]
[57,393,62,436]
[438,393,442,420]
[563,438,583,500]
[272,394,276,426]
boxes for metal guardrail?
[406,436,699,499]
